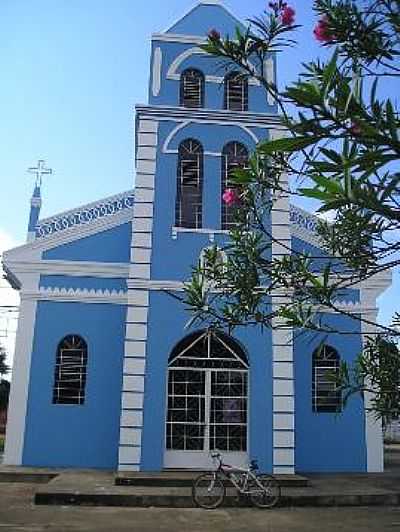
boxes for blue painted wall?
[23,301,126,469]
[43,222,132,263]
[294,313,366,472]
[167,4,245,37]
[149,121,268,281]
[39,275,127,292]
[149,40,276,113]
[141,291,273,473]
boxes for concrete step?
[115,471,309,488]
[0,467,58,484]
[35,486,400,509]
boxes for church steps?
[115,471,309,488]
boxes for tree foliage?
[183,0,400,421]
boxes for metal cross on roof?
[28,159,53,187]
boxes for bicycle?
[192,452,281,509]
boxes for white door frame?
[164,366,249,470]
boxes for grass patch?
[0,434,4,453]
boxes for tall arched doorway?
[164,329,249,469]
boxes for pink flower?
[222,188,240,206]
[314,16,334,43]
[281,6,295,26]
[208,28,221,41]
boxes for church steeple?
[26,160,52,243]
[27,184,42,243]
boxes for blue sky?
[0,0,397,336]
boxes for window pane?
[53,335,88,405]
[175,140,203,229]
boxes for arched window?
[224,71,248,111]
[180,69,205,108]
[312,345,342,413]
[53,335,88,405]
[175,139,203,229]
[166,330,248,453]
[221,142,249,230]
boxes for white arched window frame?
[175,139,204,229]
[53,335,88,405]
[221,142,249,230]
[312,345,342,413]
[180,68,205,108]
[224,71,249,112]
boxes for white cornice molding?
[152,33,207,45]
[22,286,128,305]
[136,105,284,129]
[7,259,129,280]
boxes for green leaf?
[299,188,331,201]
[258,136,317,155]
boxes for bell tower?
[117,1,286,474]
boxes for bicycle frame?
[212,455,266,495]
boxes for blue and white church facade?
[3,0,391,474]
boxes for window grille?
[312,345,342,413]
[224,72,248,112]
[221,142,249,230]
[180,69,204,108]
[53,335,88,405]
[166,330,248,452]
[175,139,203,229]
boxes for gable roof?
[164,1,245,38]
[2,190,135,280]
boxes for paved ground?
[0,446,398,530]
[0,482,400,532]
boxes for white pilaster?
[118,118,159,471]
[3,273,39,465]
[269,138,295,474]
[361,283,384,472]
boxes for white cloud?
[0,228,21,373]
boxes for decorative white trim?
[3,273,40,465]
[136,104,284,128]
[166,47,205,79]
[152,47,162,97]
[162,121,259,155]
[162,121,190,153]
[23,286,128,305]
[36,191,134,239]
[166,46,260,86]
[152,33,208,45]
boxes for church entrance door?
[164,330,249,470]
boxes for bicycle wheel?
[192,473,226,509]
[248,474,281,509]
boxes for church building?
[2,0,391,474]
